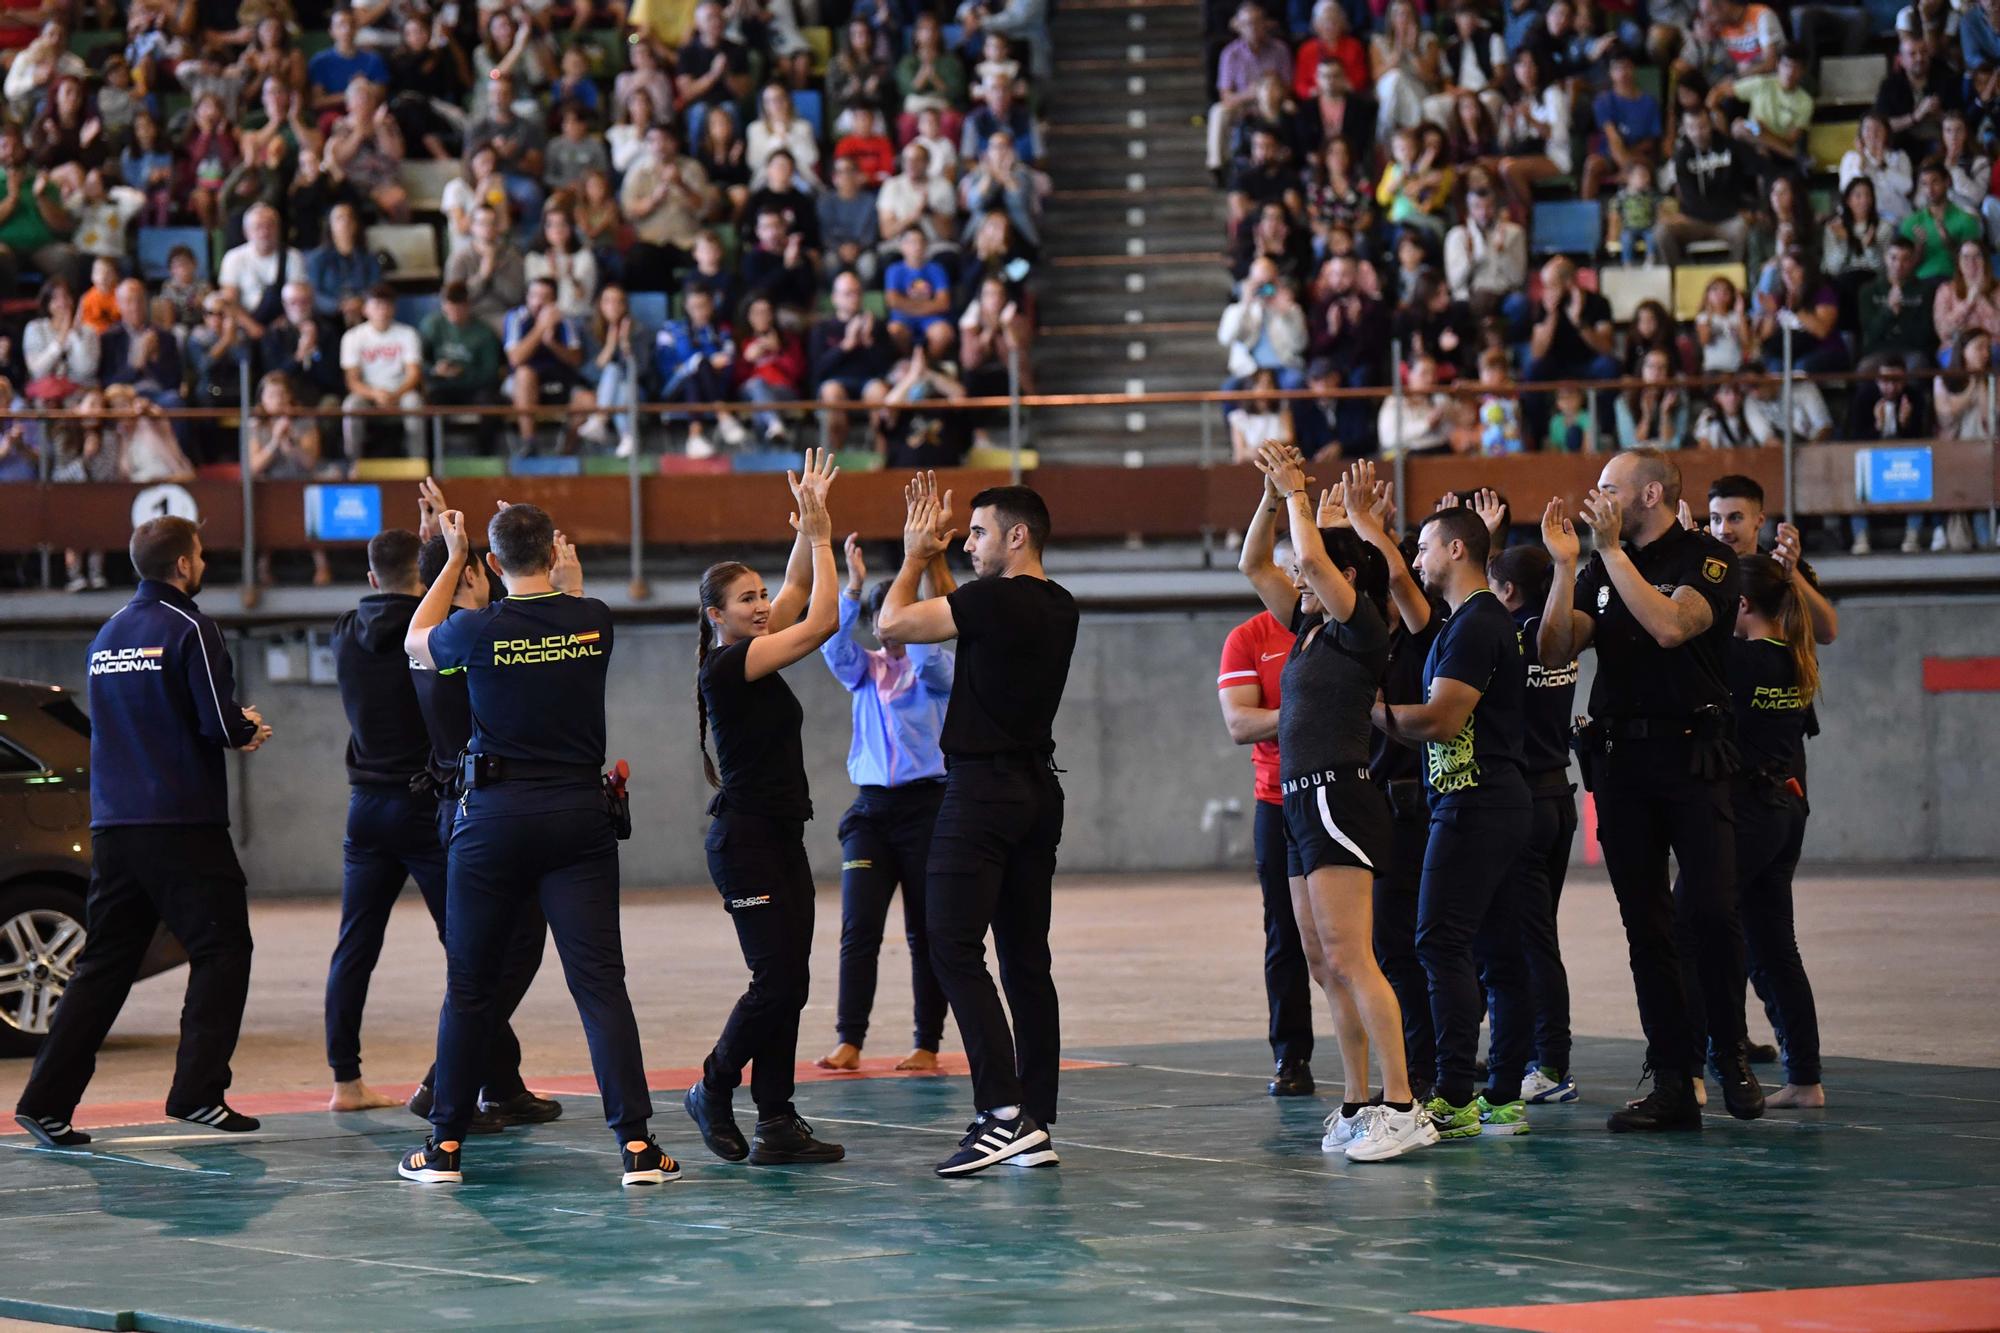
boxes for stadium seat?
[731,450,798,473]
[137,227,209,281]
[395,292,440,328]
[582,454,642,475]
[399,160,460,214]
[352,458,431,481]
[1808,122,1858,173]
[1672,261,1748,321]
[834,450,883,472]
[1598,266,1674,323]
[802,25,832,74]
[628,290,669,330]
[1817,54,1887,106]
[509,456,583,476]
[557,27,626,78]
[793,88,824,136]
[1531,199,1603,257]
[368,224,441,282]
[660,454,732,475]
[440,456,507,478]
[862,290,888,319]
[966,444,1037,470]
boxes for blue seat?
[509,455,583,477]
[137,227,209,282]
[395,293,440,328]
[792,88,823,136]
[1530,200,1603,258]
[627,290,668,330]
[730,450,797,474]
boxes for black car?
[0,678,182,1058]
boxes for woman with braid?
[682,449,849,1168]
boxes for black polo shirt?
[1575,524,1739,720]
[426,590,611,779]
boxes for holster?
[1382,777,1429,821]
[1571,718,1606,792]
[604,775,633,841]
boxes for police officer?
[1702,476,1838,646]
[878,484,1077,1177]
[14,517,273,1148]
[815,484,956,1076]
[1538,449,1765,1132]
[397,503,673,1187]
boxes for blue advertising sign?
[1854,448,1934,505]
[304,484,384,541]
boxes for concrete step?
[1040,294,1228,325]
[1045,192,1219,226]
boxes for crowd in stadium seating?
[1204,0,2000,553]
[0,0,1051,585]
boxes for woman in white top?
[747,83,822,189]
[607,87,665,177]
[439,144,510,262]
[1836,113,1914,224]
[24,277,100,393]
[1938,110,2000,249]
[1494,50,1570,218]
[1370,0,1442,141]
[523,206,600,323]
[613,41,675,124]
[1374,353,1456,455]
[1693,274,1754,373]
[1228,369,1294,462]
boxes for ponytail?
[695,560,753,790]
[1739,553,1819,705]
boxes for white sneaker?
[1901,528,1922,554]
[1850,531,1872,556]
[686,429,714,460]
[1321,1105,1371,1153]
[1947,514,1974,552]
[1344,1105,1438,1162]
[1931,523,1950,552]
[716,413,749,447]
[1522,1068,1579,1103]
[577,414,612,447]
[615,433,637,459]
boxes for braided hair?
[695,560,754,789]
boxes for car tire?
[0,881,88,1060]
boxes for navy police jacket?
[87,579,258,828]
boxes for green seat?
[557,27,627,79]
[834,450,882,472]
[582,454,645,475]
[440,455,508,478]
[68,28,121,60]
[1632,65,1662,99]
[300,29,335,58]
[862,290,888,319]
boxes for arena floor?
[1,870,1996,1331]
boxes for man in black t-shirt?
[1522,258,1619,441]
[1539,449,1765,1134]
[1374,508,1532,1138]
[878,484,1078,1177]
[396,503,673,1190]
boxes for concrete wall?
[0,594,1992,893]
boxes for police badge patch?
[1702,557,1728,584]
[1596,585,1611,611]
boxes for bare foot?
[814,1043,861,1071]
[894,1048,939,1072]
[1765,1083,1826,1108]
[329,1079,404,1112]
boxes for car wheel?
[0,882,87,1059]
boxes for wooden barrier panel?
[1793,440,1998,514]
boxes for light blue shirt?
[821,592,953,789]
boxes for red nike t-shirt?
[1218,610,1291,805]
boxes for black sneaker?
[397,1139,462,1184]
[1268,1059,1314,1097]
[683,1084,748,1162]
[934,1111,1050,1177]
[749,1115,846,1165]
[1745,1041,1779,1065]
[406,1083,433,1120]
[168,1103,261,1133]
[407,1085,505,1135]
[1711,1043,1767,1121]
[480,1091,563,1125]
[621,1137,682,1187]
[14,1112,90,1148]
[1606,1070,1702,1133]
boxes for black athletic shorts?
[1280,767,1392,877]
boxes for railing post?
[1585,400,1600,455]
[430,411,445,478]
[626,352,648,601]
[1987,369,1997,548]
[1390,339,1407,539]
[1007,343,1023,485]
[239,357,257,610]
[1198,391,1215,567]
[1781,324,1796,525]
[36,416,49,589]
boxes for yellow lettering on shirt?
[491,632,608,666]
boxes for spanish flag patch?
[1702,557,1728,584]
[574,630,601,643]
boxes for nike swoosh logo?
[1261,651,1286,660]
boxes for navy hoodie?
[88,580,257,828]
[332,592,430,787]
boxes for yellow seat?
[1599,266,1674,323]
[1672,261,1748,321]
[398,160,460,215]
[1807,122,1858,174]
[965,445,1037,471]
[351,458,432,481]
[802,25,832,75]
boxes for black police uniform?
[407,610,549,1104]
[423,590,652,1145]
[1410,589,1531,1108]
[16,580,257,1129]
[1723,637,1821,1088]
[1365,606,1443,1093]
[1574,525,1751,1087]
[926,574,1078,1125]
[1508,602,1580,1081]
[697,636,820,1123]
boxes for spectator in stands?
[1227,368,1294,463]
[1221,256,1308,390]
[158,246,212,332]
[1298,57,1374,168]
[896,14,969,146]
[961,128,1046,249]
[1821,177,1887,318]
[30,75,103,174]
[1611,161,1664,267]
[471,11,553,102]
[1394,270,1477,379]
[1933,239,2000,347]
[1702,0,1785,76]
[100,276,184,414]
[339,284,425,463]
[24,275,98,398]
[694,104,752,225]
[1524,255,1616,407]
[812,270,893,450]
[465,72,547,236]
[1492,49,1571,221]
[1709,49,1811,181]
[574,170,623,281]
[579,283,644,457]
[77,258,118,336]
[245,372,330,584]
[287,146,363,253]
[1376,352,1457,455]
[1858,235,1940,373]
[912,106,961,184]
[218,202,306,330]
[835,106,897,189]
[544,104,611,210]
[308,9,389,117]
[526,205,599,324]
[1369,0,1443,145]
[828,18,892,126]
[264,280,348,407]
[731,294,805,444]
[749,83,824,188]
[325,77,411,223]
[621,124,714,291]
[1616,347,1691,449]
[683,230,741,316]
[1844,367,1929,551]
[505,274,596,455]
[179,92,240,234]
[676,1,754,110]
[385,15,469,161]
[884,224,956,357]
[1695,274,1755,372]
[614,39,674,125]
[962,77,1037,164]
[1377,123,1457,239]
[220,137,293,244]
[0,123,77,294]
[1306,139,1377,254]
[239,77,313,181]
[1210,3,1292,177]
[1744,362,1835,441]
[741,207,819,322]
[50,389,116,590]
[1226,126,1301,234]
[1232,201,1311,287]
[745,150,820,250]
[655,282,739,456]
[307,203,383,326]
[1581,50,1662,200]
[1901,162,1984,281]
[1748,172,1812,279]
[420,280,505,446]
[820,156,882,284]
[1229,75,1299,175]
[0,388,38,483]
[1938,112,2000,248]
[959,273,1032,399]
[1472,347,1524,454]
[549,46,602,120]
[1838,114,1914,225]
[1754,248,1846,375]
[1623,298,1684,376]
[1879,32,1958,159]
[878,140,957,254]
[1658,111,1753,261]
[1930,330,1997,550]
[121,111,175,228]
[608,88,664,177]
[1296,1,1368,103]
[1693,379,1766,448]
[444,203,529,331]
[186,291,251,446]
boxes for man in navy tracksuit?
[324,521,557,1129]
[13,517,274,1148]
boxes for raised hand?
[1580,487,1624,550]
[789,445,839,513]
[1541,496,1581,566]
[550,529,582,594]
[1342,459,1388,542]
[1436,491,1462,512]
[1772,520,1803,577]
[1316,480,1348,527]
[903,488,954,562]
[1676,498,1697,532]
[417,475,447,541]
[439,509,469,561]
[843,531,866,591]
[1471,488,1506,537]
[1253,441,1307,498]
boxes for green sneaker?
[1477,1095,1531,1136]
[1423,1096,1481,1140]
